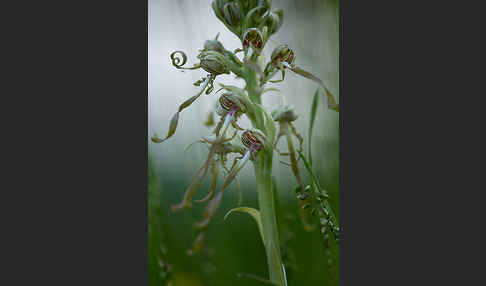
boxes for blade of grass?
[308,88,320,166]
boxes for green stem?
[255,151,286,286]
[246,67,286,285]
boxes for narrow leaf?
[224,207,264,242]
[308,88,319,165]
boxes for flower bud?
[203,39,225,53]
[223,2,241,27]
[242,28,264,52]
[262,9,283,35]
[271,104,298,122]
[199,54,230,75]
[271,44,295,66]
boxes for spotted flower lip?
[241,129,266,154]
[242,28,264,51]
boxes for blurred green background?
[149,0,339,285]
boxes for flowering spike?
[157,0,339,280]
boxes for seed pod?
[223,2,241,27]
[271,104,298,122]
[242,28,264,52]
[271,44,295,66]
[200,54,230,75]
[262,9,283,35]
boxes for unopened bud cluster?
[212,0,282,53]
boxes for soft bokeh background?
[149,0,339,285]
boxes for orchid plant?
[151,1,339,285]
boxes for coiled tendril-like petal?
[170,51,200,70]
